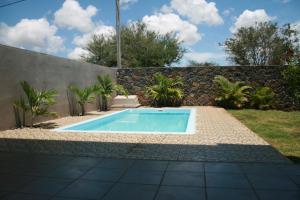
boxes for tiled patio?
[0,152,299,200]
[0,107,290,163]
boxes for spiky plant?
[251,86,276,110]
[68,85,95,115]
[94,75,128,111]
[20,81,57,126]
[146,73,183,107]
[214,75,252,109]
[12,97,28,128]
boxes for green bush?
[250,86,276,110]
[214,75,252,109]
[282,61,300,105]
[146,73,183,107]
[13,81,57,127]
[94,75,128,111]
[68,85,95,116]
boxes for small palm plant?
[12,97,28,128]
[250,86,276,110]
[146,73,183,107]
[214,75,252,109]
[94,75,128,111]
[15,81,58,127]
[68,85,95,116]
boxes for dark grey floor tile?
[206,173,251,189]
[57,179,112,199]
[120,169,163,184]
[205,163,243,174]
[102,183,158,200]
[66,157,102,167]
[129,160,168,171]
[97,159,134,169]
[167,162,204,172]
[289,175,300,187]
[19,178,71,195]
[0,175,34,191]
[2,193,51,200]
[81,167,125,182]
[207,188,257,200]
[247,174,299,190]
[162,172,204,187]
[155,186,205,200]
[240,164,282,175]
[51,198,81,200]
[278,165,300,175]
[257,190,300,200]
[48,165,90,179]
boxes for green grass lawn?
[228,109,300,163]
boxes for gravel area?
[0,107,290,163]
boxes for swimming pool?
[55,108,196,134]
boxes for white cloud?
[73,25,115,47]
[292,20,300,33]
[0,18,63,53]
[185,51,225,63]
[67,47,89,60]
[142,13,201,45]
[54,0,97,32]
[169,0,223,25]
[222,8,234,17]
[120,0,138,9]
[230,9,275,33]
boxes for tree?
[223,22,299,65]
[68,85,95,116]
[17,81,57,127]
[84,22,185,68]
[146,73,183,107]
[187,60,219,67]
[94,75,127,111]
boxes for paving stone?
[205,163,243,174]
[247,174,299,190]
[0,175,34,191]
[129,160,168,171]
[19,178,71,195]
[162,172,204,187]
[120,169,163,184]
[102,183,158,200]
[167,162,204,172]
[206,173,251,189]
[97,159,134,169]
[82,167,125,182]
[48,165,90,179]
[2,193,51,200]
[257,190,300,200]
[206,188,257,200]
[57,180,113,199]
[155,186,205,200]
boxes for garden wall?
[0,45,116,130]
[117,66,295,109]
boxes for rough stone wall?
[0,45,116,130]
[117,66,295,109]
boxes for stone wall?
[117,65,295,109]
[0,45,116,130]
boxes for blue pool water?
[55,108,195,134]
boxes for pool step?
[111,95,141,108]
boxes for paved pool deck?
[0,152,299,200]
[0,106,289,163]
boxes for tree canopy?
[223,22,299,66]
[84,22,185,68]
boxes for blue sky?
[0,0,299,66]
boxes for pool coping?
[53,108,197,135]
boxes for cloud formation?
[230,9,275,33]
[0,18,63,53]
[142,13,202,45]
[54,0,97,32]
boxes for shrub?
[214,75,252,109]
[250,86,276,110]
[13,81,57,127]
[94,75,128,111]
[68,85,95,116]
[282,60,300,106]
[146,73,183,107]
